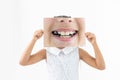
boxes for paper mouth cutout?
[44,17,85,47]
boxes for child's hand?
[85,32,96,44]
[33,29,44,40]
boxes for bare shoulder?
[78,48,84,59]
[29,48,47,62]
[78,48,90,59]
[38,48,46,53]
[78,48,95,65]
[34,48,46,59]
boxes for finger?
[85,32,91,38]
[85,32,94,36]
[34,30,43,37]
[36,29,43,35]
[85,32,95,39]
[87,35,93,40]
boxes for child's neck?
[57,47,64,49]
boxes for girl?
[19,16,105,80]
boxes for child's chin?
[51,41,78,47]
[58,44,78,47]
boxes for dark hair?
[54,15,71,18]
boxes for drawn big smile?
[51,28,78,41]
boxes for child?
[19,16,105,80]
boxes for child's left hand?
[85,32,96,44]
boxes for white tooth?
[66,32,70,35]
[63,32,66,35]
[69,32,72,34]
[66,36,70,38]
[60,32,63,35]
[66,36,69,38]
[64,32,66,35]
[67,36,69,38]
[71,32,74,34]
[61,32,66,35]
[66,32,69,35]
[63,32,65,35]
[58,32,61,34]
[63,35,68,38]
[63,36,66,38]
[64,36,67,38]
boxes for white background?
[0,0,120,80]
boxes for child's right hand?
[33,29,44,40]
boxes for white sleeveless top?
[46,47,79,80]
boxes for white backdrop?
[1,0,120,80]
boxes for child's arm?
[79,32,105,70]
[19,30,46,66]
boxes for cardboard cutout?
[44,16,85,47]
